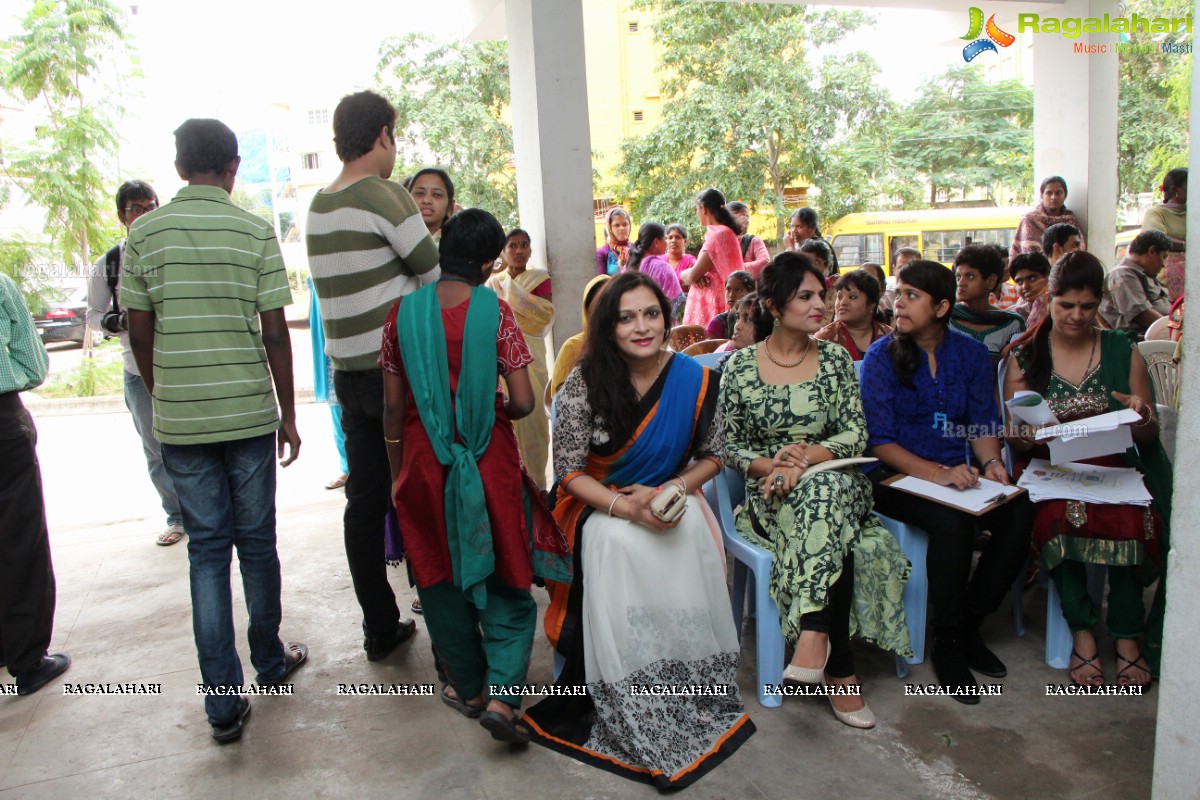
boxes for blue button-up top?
[860,329,1001,469]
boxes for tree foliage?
[375,34,518,228]
[893,65,1033,206]
[1117,0,1190,203]
[617,1,890,243]
[1,0,129,273]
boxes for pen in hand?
[964,439,981,488]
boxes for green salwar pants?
[1051,562,1146,639]
[417,577,536,709]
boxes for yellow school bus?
[827,207,1034,274]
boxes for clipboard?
[882,473,1026,516]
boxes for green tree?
[893,65,1033,206]
[1,0,130,274]
[0,237,57,309]
[617,1,891,243]
[1117,0,1190,203]
[375,34,517,228]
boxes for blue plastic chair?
[875,514,929,678]
[1029,563,1106,669]
[692,351,726,369]
[703,467,784,708]
[997,356,1107,669]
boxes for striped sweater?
[306,177,440,371]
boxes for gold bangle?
[928,464,945,481]
[384,437,401,444]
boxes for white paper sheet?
[889,475,1024,514]
[1006,391,1060,427]
[1016,458,1153,505]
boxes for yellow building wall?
[583,0,663,200]
[581,0,797,245]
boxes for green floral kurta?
[718,340,912,656]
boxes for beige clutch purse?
[650,482,687,523]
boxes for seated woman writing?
[815,268,892,361]
[720,253,910,729]
[1002,251,1172,685]
[861,260,1033,704]
[523,271,754,790]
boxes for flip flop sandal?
[411,598,423,615]
[258,642,308,685]
[325,474,348,490]
[441,685,485,718]
[479,709,529,744]
[156,527,185,546]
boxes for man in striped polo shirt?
[306,90,438,661]
[123,119,307,743]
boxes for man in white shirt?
[86,181,185,547]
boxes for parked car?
[33,283,94,347]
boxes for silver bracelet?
[607,493,623,517]
[980,457,1001,472]
[674,474,688,494]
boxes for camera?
[101,309,128,334]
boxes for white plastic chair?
[1137,340,1179,409]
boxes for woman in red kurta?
[381,209,569,744]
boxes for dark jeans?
[0,393,56,676]
[871,470,1032,633]
[333,368,400,638]
[161,433,286,725]
[799,552,855,678]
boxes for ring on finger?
[773,474,785,486]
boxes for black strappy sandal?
[1068,648,1104,687]
[1114,642,1153,688]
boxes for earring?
[773,316,781,329]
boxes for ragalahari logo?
[961,7,1016,62]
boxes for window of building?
[301,152,321,170]
[632,110,644,123]
[307,109,329,126]
[628,21,639,33]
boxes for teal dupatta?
[397,284,499,609]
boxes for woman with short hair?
[381,209,570,743]
[816,269,892,361]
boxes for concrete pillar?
[505,0,596,347]
[1030,0,1119,263]
[1151,3,1199,794]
